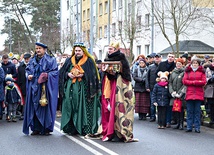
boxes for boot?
[173,123,180,129]
[179,120,184,130]
[142,113,147,120]
[138,113,143,120]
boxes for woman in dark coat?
[133,59,150,120]
[182,56,206,133]
[169,58,185,130]
[204,58,214,124]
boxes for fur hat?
[176,58,184,65]
[157,71,169,81]
[191,55,201,64]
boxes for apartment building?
[61,0,214,60]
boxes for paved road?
[0,114,214,155]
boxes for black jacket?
[133,67,147,92]
[156,60,175,75]
[17,62,27,96]
[1,61,17,78]
[145,63,159,91]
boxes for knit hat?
[157,71,169,80]
[138,58,146,64]
[181,52,188,59]
[5,74,14,82]
[191,55,201,64]
[176,58,184,65]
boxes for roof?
[160,40,214,54]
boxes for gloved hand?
[107,103,111,111]
[175,93,181,98]
[153,102,158,106]
[171,91,176,98]
[38,72,48,84]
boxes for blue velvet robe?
[23,53,59,135]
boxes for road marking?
[54,121,119,155]
[54,126,103,155]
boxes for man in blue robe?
[23,42,59,135]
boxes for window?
[137,45,141,56]
[113,0,116,11]
[137,15,141,29]
[99,27,102,38]
[104,25,107,38]
[99,3,103,15]
[145,14,150,28]
[118,21,122,35]
[87,9,90,19]
[105,1,108,14]
[67,0,69,10]
[118,0,122,8]
[99,50,102,60]
[145,45,150,56]
[112,23,116,36]
[83,10,86,21]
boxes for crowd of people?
[0,41,213,143]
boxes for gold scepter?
[39,84,48,107]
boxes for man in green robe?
[59,43,100,135]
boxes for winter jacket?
[182,65,206,101]
[133,66,147,92]
[5,85,21,105]
[0,67,5,102]
[17,62,27,96]
[145,63,159,91]
[168,68,185,106]
[1,61,17,79]
[151,83,170,106]
[156,60,175,76]
[204,65,214,99]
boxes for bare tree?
[144,0,205,57]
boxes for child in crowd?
[152,71,170,129]
[4,75,21,122]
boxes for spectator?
[145,53,162,122]
[133,58,149,120]
[183,55,206,133]
[168,58,185,130]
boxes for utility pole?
[76,0,79,42]
[90,0,94,54]
[107,0,110,45]
[9,14,12,53]
[151,0,154,54]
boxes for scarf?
[158,81,168,87]
[137,66,147,79]
[191,65,199,72]
[71,54,88,83]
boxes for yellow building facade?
[82,0,112,42]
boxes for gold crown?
[109,41,120,49]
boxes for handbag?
[172,98,182,112]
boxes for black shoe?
[173,124,180,129]
[142,116,146,120]
[0,115,2,120]
[186,129,192,132]
[195,129,200,133]
[31,131,40,135]
[149,118,156,122]
[111,135,122,142]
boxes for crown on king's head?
[109,41,120,49]
[73,42,86,48]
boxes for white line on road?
[54,121,119,155]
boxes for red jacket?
[182,65,206,101]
